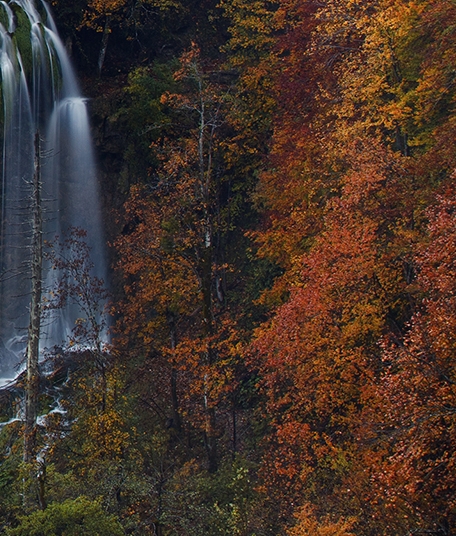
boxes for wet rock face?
[0,1,107,378]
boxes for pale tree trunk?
[98,16,111,75]
[167,311,182,434]
[24,131,42,468]
[196,72,219,474]
[201,237,218,473]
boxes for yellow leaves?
[219,0,278,53]
[288,504,356,536]
[310,0,434,148]
[81,0,125,30]
[82,410,130,458]
[81,0,186,32]
[65,374,135,480]
[146,0,184,11]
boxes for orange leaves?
[105,0,456,527]
[114,45,254,474]
[288,503,356,536]
[375,183,456,530]
[169,332,239,418]
[232,0,456,529]
[251,139,421,526]
[81,0,126,30]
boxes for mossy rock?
[10,5,32,77]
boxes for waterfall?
[0,0,107,382]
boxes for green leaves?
[6,497,124,536]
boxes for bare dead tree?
[24,131,42,468]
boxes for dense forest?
[1,0,456,534]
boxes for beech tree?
[251,140,420,533]
[375,182,456,534]
[115,44,248,474]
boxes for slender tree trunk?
[37,461,46,510]
[201,242,218,473]
[197,86,218,472]
[97,16,111,75]
[204,403,217,473]
[168,312,182,434]
[24,131,43,466]
[232,396,237,458]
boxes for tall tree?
[115,44,249,474]
[252,141,420,533]
[375,181,456,534]
[24,132,43,469]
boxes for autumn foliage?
[375,183,456,533]
[111,0,456,532]
[2,0,456,534]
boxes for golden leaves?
[288,503,356,536]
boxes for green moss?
[0,3,9,29]
[9,7,62,94]
[11,6,32,78]
[46,36,63,94]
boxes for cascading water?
[0,0,106,382]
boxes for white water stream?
[0,0,107,382]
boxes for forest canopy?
[1,0,456,534]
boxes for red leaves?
[252,142,418,524]
[106,0,456,529]
[377,182,456,531]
